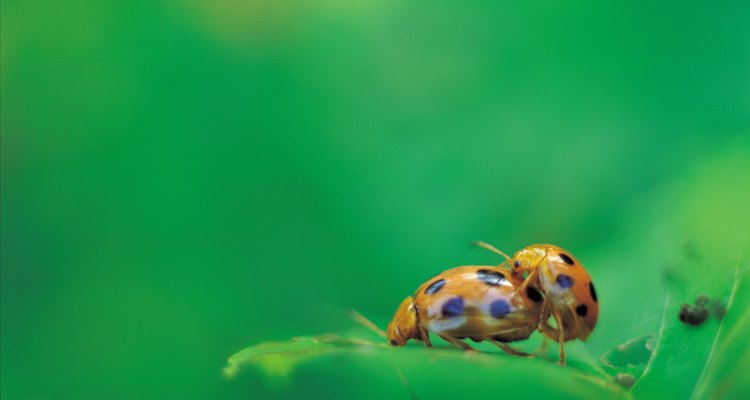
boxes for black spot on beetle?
[489,299,511,318]
[526,286,543,302]
[390,339,397,346]
[559,253,574,265]
[556,274,574,289]
[442,296,464,317]
[477,269,506,286]
[513,260,520,268]
[424,279,446,295]
[576,304,588,317]
[589,282,598,302]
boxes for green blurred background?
[1,1,748,399]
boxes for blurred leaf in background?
[1,0,748,399]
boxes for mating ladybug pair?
[386,243,599,365]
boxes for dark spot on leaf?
[710,300,726,319]
[615,373,636,389]
[678,304,708,326]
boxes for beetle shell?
[387,296,420,346]
[511,244,599,342]
[387,266,545,346]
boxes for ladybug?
[475,242,599,365]
[387,266,546,356]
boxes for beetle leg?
[438,334,474,351]
[538,309,566,365]
[418,324,432,347]
[551,310,566,366]
[489,340,533,357]
[539,319,558,341]
[537,336,548,356]
[537,293,550,329]
[517,267,539,294]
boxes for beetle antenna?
[350,308,387,338]
[472,241,512,262]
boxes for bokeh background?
[1,1,749,399]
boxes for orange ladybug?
[476,242,599,365]
[387,266,546,356]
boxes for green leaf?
[225,144,750,399]
[223,336,336,381]
[225,328,629,399]
[630,145,750,399]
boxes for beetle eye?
[513,260,520,268]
